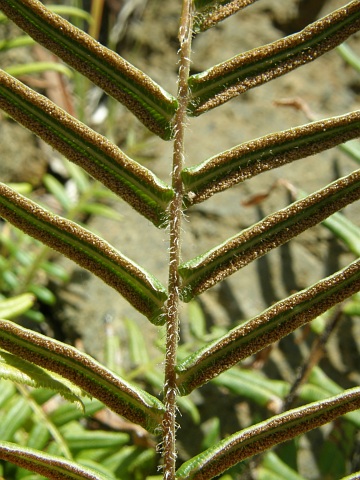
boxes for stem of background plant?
[162,1,193,478]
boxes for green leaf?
[48,5,93,25]
[322,210,360,256]
[299,367,360,428]
[64,163,90,194]
[16,383,73,460]
[337,42,360,74]
[0,293,35,319]
[49,398,104,428]
[43,174,74,212]
[0,183,167,323]
[23,309,44,323]
[343,295,360,316]
[0,34,34,50]
[339,140,360,165]
[77,203,123,221]
[0,395,31,441]
[188,3,360,115]
[0,378,16,407]
[201,417,221,451]
[176,259,360,395]
[0,4,93,27]
[0,70,174,227]
[0,441,114,480]
[26,423,51,452]
[0,319,165,433]
[188,300,207,340]
[180,171,360,301]
[64,431,129,452]
[258,452,307,480]
[212,368,288,409]
[5,61,73,78]
[76,461,115,479]
[340,473,360,480]
[124,317,150,366]
[0,0,177,139]
[289,186,360,256]
[318,437,348,479]
[103,445,156,478]
[28,284,57,306]
[194,0,258,32]
[182,112,360,205]
[0,349,86,408]
[176,388,360,480]
[41,262,70,283]
[7,182,33,194]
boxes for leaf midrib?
[15,0,177,121]
[182,120,360,192]
[0,81,173,211]
[0,195,166,307]
[189,8,360,100]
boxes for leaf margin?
[182,111,360,206]
[176,388,360,479]
[0,0,177,139]
[0,69,174,227]
[0,183,167,324]
[0,319,165,433]
[176,258,360,395]
[188,2,360,115]
[0,440,114,480]
[180,170,360,301]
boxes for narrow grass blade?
[0,349,85,408]
[16,383,73,460]
[259,452,310,480]
[0,35,34,50]
[341,473,360,480]
[188,2,360,115]
[64,430,129,452]
[194,0,259,32]
[212,368,288,410]
[0,70,174,227]
[337,43,360,74]
[300,367,360,428]
[0,441,113,479]
[0,379,15,407]
[176,388,360,480]
[0,6,93,51]
[0,293,35,319]
[0,319,165,433]
[5,62,73,78]
[287,186,360,255]
[322,211,360,256]
[48,5,93,25]
[49,398,104,428]
[0,4,93,25]
[0,0,177,139]
[176,259,360,395]
[0,394,31,441]
[179,170,360,301]
[339,140,360,165]
[0,183,167,324]
[182,111,360,206]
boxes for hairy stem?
[162,1,193,478]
